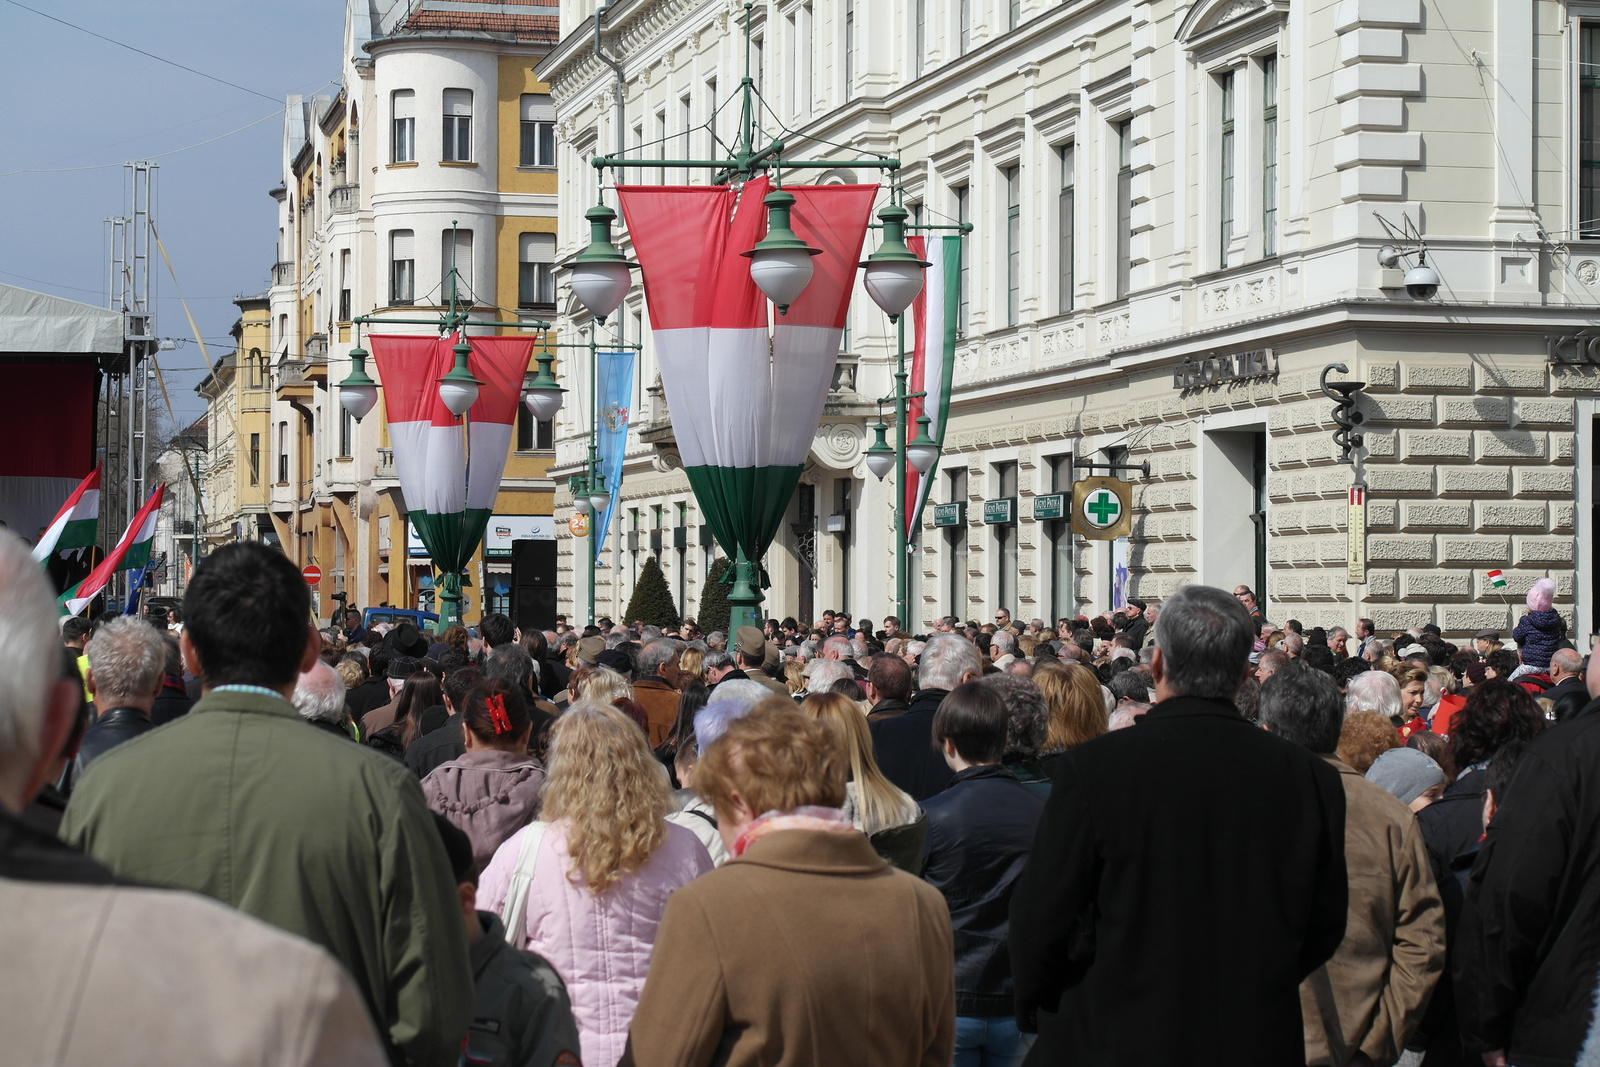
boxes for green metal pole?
[894,314,908,625]
[588,328,598,628]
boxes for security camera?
[1403,264,1440,301]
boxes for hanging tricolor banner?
[367,333,534,618]
[62,483,163,616]
[617,177,877,585]
[903,235,961,541]
[592,349,635,561]
[31,464,100,563]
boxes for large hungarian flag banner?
[32,464,100,563]
[63,482,162,616]
[902,235,961,541]
[367,333,534,597]
[616,178,877,583]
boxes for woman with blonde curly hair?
[478,701,712,1067]
[579,666,634,706]
[1034,660,1108,776]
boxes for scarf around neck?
[730,805,854,858]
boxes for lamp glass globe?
[747,246,815,308]
[907,442,939,473]
[865,450,895,480]
[437,380,479,416]
[570,261,631,320]
[523,388,563,422]
[340,383,379,421]
[864,260,926,317]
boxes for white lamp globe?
[588,490,611,515]
[747,247,815,309]
[437,380,479,417]
[864,260,926,318]
[573,496,592,516]
[570,261,632,321]
[523,388,563,422]
[907,440,939,473]
[340,383,379,422]
[865,450,895,481]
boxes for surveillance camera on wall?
[1403,264,1440,301]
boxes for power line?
[2,0,281,102]
[0,107,286,177]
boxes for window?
[960,0,971,55]
[442,88,472,162]
[705,78,719,169]
[391,90,415,163]
[1262,56,1279,257]
[675,502,688,612]
[1009,0,1021,31]
[441,228,473,300]
[1219,72,1236,268]
[519,94,556,166]
[247,347,263,389]
[753,35,764,94]
[844,0,855,98]
[993,462,1018,613]
[1586,26,1600,238]
[340,405,353,458]
[834,477,852,613]
[1115,120,1133,300]
[954,184,970,332]
[1059,143,1076,313]
[519,233,556,308]
[338,249,351,322]
[516,398,555,451]
[945,467,968,617]
[390,230,415,306]
[277,421,289,484]
[679,95,692,162]
[914,0,926,77]
[1046,454,1072,621]
[654,110,667,185]
[249,433,261,486]
[1005,165,1021,326]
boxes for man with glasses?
[1234,586,1262,619]
[994,608,1019,636]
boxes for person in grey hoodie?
[423,678,544,876]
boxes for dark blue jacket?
[869,688,952,801]
[1512,608,1565,669]
[921,764,1045,1016]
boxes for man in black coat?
[1009,583,1348,1066]
[869,633,983,801]
[1455,682,1600,1066]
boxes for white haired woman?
[478,701,712,1067]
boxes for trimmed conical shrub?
[697,556,731,636]
[624,555,681,629]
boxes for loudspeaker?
[511,539,558,632]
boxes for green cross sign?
[1085,490,1121,527]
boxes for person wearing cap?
[1366,748,1449,813]
[1474,630,1502,657]
[1259,663,1445,1067]
[1123,600,1149,644]
[735,626,789,699]
[571,635,605,671]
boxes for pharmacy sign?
[1071,476,1133,540]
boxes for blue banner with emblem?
[593,350,635,562]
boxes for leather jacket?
[75,706,155,777]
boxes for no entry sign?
[302,564,322,585]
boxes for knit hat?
[1465,662,1488,686]
[1527,577,1557,613]
[1365,748,1447,806]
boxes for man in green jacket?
[62,542,473,1067]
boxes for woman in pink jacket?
[479,700,712,1067]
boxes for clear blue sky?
[0,0,345,429]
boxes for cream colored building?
[539,0,1600,639]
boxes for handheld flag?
[63,483,164,616]
[31,464,101,563]
[1487,569,1507,589]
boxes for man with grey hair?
[871,632,985,800]
[1281,632,1305,659]
[991,630,1017,670]
[1328,627,1351,658]
[293,661,352,740]
[694,679,771,751]
[1259,664,1444,1067]
[805,659,854,696]
[76,615,167,773]
[0,532,389,1066]
[633,638,684,747]
[1012,584,1348,1065]
[902,639,926,670]
[704,649,742,686]
[1347,670,1402,721]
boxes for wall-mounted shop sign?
[933,502,966,527]
[983,498,1016,525]
[1033,493,1066,521]
[1173,348,1277,390]
[1547,332,1600,364]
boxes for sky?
[0,0,347,430]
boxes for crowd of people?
[4,529,1599,1067]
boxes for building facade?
[202,0,563,624]
[538,0,1600,640]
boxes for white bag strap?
[498,820,548,947]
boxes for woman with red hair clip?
[423,678,545,876]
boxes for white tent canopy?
[0,283,123,355]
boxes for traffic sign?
[1070,477,1133,540]
[301,564,322,585]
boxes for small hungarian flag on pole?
[62,484,164,616]
[1487,569,1507,589]
[31,464,101,563]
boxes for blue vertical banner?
[593,349,635,562]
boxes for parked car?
[363,607,440,631]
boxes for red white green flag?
[903,235,961,540]
[1487,569,1507,588]
[31,464,100,563]
[62,483,163,615]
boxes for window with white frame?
[914,0,927,77]
[392,90,415,163]
[1004,165,1021,326]
[1219,71,1236,269]
[844,0,856,98]
[954,183,970,332]
[1059,143,1076,313]
[519,233,556,308]
[338,248,351,322]
[960,0,971,55]
[390,230,415,306]
[441,228,473,299]
[1008,0,1021,31]
[1115,120,1133,300]
[1261,55,1279,257]
[1585,25,1600,238]
[442,89,472,162]
[520,94,556,166]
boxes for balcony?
[376,447,395,478]
[271,261,294,287]
[276,360,314,407]
[329,184,358,215]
